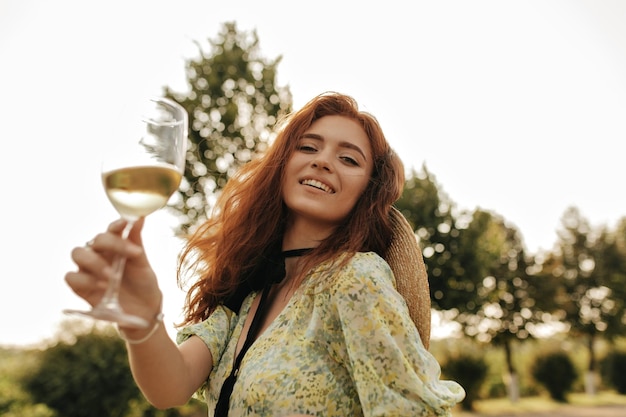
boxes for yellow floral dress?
[177,252,465,416]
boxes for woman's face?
[282,115,374,227]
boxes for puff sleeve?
[176,305,237,401]
[325,253,465,416]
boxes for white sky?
[1,0,625,347]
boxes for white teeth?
[302,179,334,193]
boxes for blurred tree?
[539,207,626,395]
[164,21,293,233]
[593,226,626,341]
[456,209,560,402]
[616,217,626,250]
[610,217,626,339]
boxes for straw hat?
[385,207,431,349]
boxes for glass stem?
[95,220,135,312]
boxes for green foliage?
[531,350,578,402]
[0,348,55,417]
[456,209,550,345]
[164,21,293,233]
[600,350,626,394]
[534,208,626,394]
[20,327,141,417]
[544,207,626,341]
[442,352,488,411]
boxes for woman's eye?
[298,144,317,152]
[341,156,359,166]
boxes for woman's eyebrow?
[301,133,368,161]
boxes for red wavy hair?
[177,92,405,325]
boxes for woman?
[66,92,465,416]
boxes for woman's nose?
[311,155,332,171]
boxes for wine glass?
[64,97,188,328]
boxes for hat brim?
[386,207,431,349]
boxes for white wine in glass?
[64,97,188,328]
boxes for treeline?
[397,166,626,409]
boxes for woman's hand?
[64,217,162,328]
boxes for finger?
[127,217,146,246]
[65,270,108,291]
[102,218,145,254]
[86,229,143,260]
[64,270,107,306]
[71,245,114,279]
[103,218,127,234]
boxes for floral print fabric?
[177,252,465,416]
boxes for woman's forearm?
[124,327,212,409]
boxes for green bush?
[531,350,577,402]
[20,329,141,417]
[600,350,626,394]
[3,333,206,417]
[0,348,56,417]
[442,353,488,411]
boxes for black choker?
[282,248,314,258]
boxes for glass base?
[63,307,149,329]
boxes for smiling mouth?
[301,179,335,194]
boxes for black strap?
[214,248,312,416]
[214,286,271,416]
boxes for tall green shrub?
[442,353,488,411]
[600,350,626,394]
[531,350,577,402]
